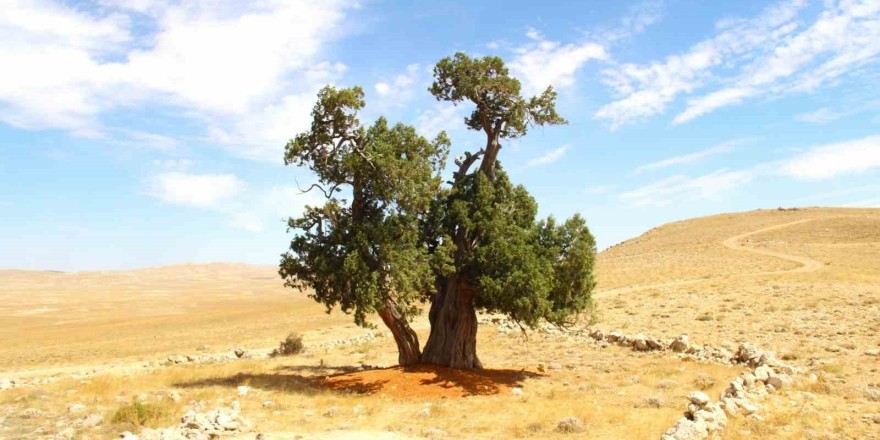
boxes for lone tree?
[280,53,596,369]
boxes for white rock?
[119,432,140,440]
[739,401,759,415]
[688,391,710,406]
[766,374,792,390]
[670,335,689,353]
[68,404,86,413]
[168,391,182,403]
[662,417,708,440]
[0,378,12,390]
[754,365,774,382]
[511,387,524,396]
[80,413,103,428]
[237,385,250,397]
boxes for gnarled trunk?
[421,274,482,369]
[377,298,421,366]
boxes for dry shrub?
[111,401,174,428]
[271,332,304,357]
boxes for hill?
[1,207,878,439]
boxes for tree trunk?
[377,298,421,366]
[421,274,482,369]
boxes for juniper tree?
[280,53,596,369]
[279,86,449,365]
[419,53,596,368]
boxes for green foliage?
[429,52,567,139]
[281,52,596,348]
[280,86,450,326]
[428,167,597,328]
[111,401,172,428]
[271,332,304,357]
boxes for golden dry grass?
[2,207,879,439]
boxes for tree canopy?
[280,52,596,369]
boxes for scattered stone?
[119,432,139,440]
[54,427,76,440]
[262,400,274,408]
[865,388,880,402]
[68,404,87,413]
[0,378,12,390]
[80,413,103,428]
[645,396,665,408]
[511,387,524,396]
[237,385,251,397]
[21,408,42,419]
[417,407,431,417]
[555,416,585,433]
[168,391,182,403]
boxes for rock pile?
[661,392,728,440]
[122,401,251,440]
[479,318,804,440]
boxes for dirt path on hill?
[720,218,824,274]
[596,218,823,298]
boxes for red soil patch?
[317,364,539,398]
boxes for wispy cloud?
[374,63,424,106]
[673,0,880,124]
[779,134,880,179]
[416,104,463,137]
[794,108,847,124]
[508,29,606,95]
[595,0,807,128]
[634,139,745,173]
[619,168,756,207]
[526,145,570,167]
[597,0,880,128]
[147,172,244,208]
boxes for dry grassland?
[1,207,879,439]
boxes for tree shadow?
[173,364,384,396]
[173,364,542,398]
[410,365,541,396]
[318,364,543,397]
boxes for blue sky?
[1,0,879,271]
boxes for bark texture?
[421,275,482,369]
[377,298,421,366]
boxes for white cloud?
[0,0,352,160]
[619,169,755,207]
[779,134,880,179]
[373,64,422,105]
[635,140,743,173]
[148,172,244,208]
[588,0,666,43]
[526,145,570,167]
[509,29,606,95]
[794,107,846,123]
[416,104,463,137]
[595,0,807,128]
[673,0,880,124]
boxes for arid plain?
[2,207,879,439]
